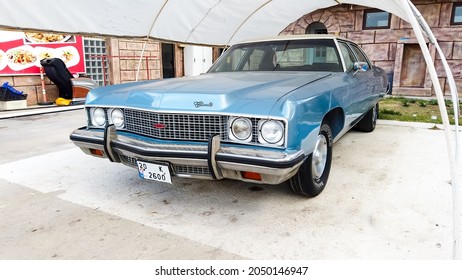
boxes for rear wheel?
[289,124,333,197]
[356,103,378,132]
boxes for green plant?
[380,108,401,115]
[429,99,438,106]
[379,97,462,125]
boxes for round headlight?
[231,117,252,141]
[260,120,284,144]
[91,108,106,127]
[110,109,125,128]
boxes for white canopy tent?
[1,0,460,258]
[0,0,437,45]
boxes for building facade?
[280,0,462,97]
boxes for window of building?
[451,3,462,25]
[83,38,109,86]
[363,9,391,29]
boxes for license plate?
[137,161,172,184]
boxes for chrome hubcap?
[311,134,328,179]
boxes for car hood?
[86,72,330,116]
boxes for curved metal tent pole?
[136,0,170,81]
[128,0,460,258]
[225,0,273,47]
[407,1,460,155]
[402,0,460,259]
[185,0,223,43]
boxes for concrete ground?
[0,108,460,259]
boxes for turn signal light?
[241,171,262,181]
[90,149,104,157]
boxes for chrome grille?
[119,156,211,177]
[124,109,228,142]
[174,165,211,176]
[251,118,259,143]
[88,107,285,146]
[119,155,137,166]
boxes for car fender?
[271,76,348,155]
[275,92,331,155]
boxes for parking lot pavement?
[0,179,243,259]
[0,105,84,120]
[0,110,460,259]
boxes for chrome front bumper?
[70,125,306,185]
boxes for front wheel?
[289,124,333,197]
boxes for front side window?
[338,42,355,71]
[349,44,370,68]
[363,9,391,29]
[209,39,342,73]
[451,3,462,25]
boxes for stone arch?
[279,10,340,36]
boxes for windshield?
[209,39,343,73]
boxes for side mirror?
[353,62,369,75]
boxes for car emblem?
[153,123,167,129]
[194,101,213,108]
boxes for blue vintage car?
[70,35,389,197]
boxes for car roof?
[236,34,356,45]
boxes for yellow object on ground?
[55,98,72,106]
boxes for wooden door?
[400,44,426,88]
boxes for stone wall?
[280,0,462,97]
[1,74,59,106]
[107,38,162,85]
[106,38,185,85]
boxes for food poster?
[0,31,85,75]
